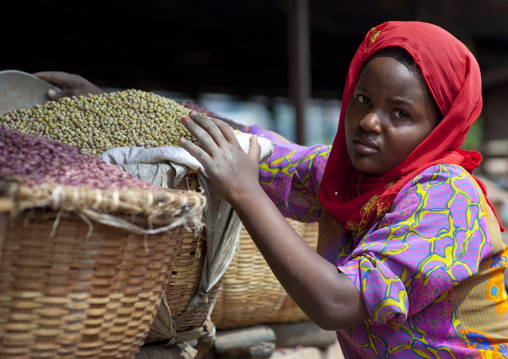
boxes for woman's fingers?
[181,111,260,168]
[179,112,262,203]
[188,112,227,145]
[248,135,261,164]
[181,114,223,156]
[208,116,238,144]
[183,111,243,156]
[178,134,212,167]
[188,111,240,145]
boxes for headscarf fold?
[319,21,504,232]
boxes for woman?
[180,21,508,358]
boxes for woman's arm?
[179,112,369,331]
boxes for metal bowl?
[0,70,61,115]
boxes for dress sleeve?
[245,125,331,222]
[337,164,496,328]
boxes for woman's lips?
[352,137,378,155]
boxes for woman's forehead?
[359,56,426,92]
[357,55,442,117]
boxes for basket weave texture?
[165,173,207,332]
[210,219,319,330]
[153,172,220,335]
[0,182,205,359]
[265,222,319,324]
[162,228,221,333]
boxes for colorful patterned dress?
[247,125,508,358]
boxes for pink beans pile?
[0,126,158,191]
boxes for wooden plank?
[214,325,276,359]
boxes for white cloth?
[100,132,273,177]
[99,131,273,347]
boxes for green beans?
[0,89,197,155]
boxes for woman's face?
[345,55,441,176]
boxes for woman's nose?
[359,112,381,133]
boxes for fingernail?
[190,111,196,116]
[181,117,189,124]
[47,89,56,98]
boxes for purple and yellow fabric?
[246,125,508,358]
[247,125,330,222]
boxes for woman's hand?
[34,71,105,100]
[180,112,369,331]
[179,111,262,204]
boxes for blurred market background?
[2,0,507,144]
[5,0,508,217]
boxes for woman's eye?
[356,95,369,104]
[394,110,409,119]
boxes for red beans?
[0,126,159,191]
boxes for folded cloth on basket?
[99,131,274,354]
[100,132,273,176]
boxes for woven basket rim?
[0,178,206,235]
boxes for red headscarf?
[319,21,505,232]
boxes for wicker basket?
[265,221,319,324]
[164,172,219,333]
[162,229,221,333]
[210,218,314,330]
[0,181,205,359]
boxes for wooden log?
[213,325,276,359]
[266,322,337,350]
